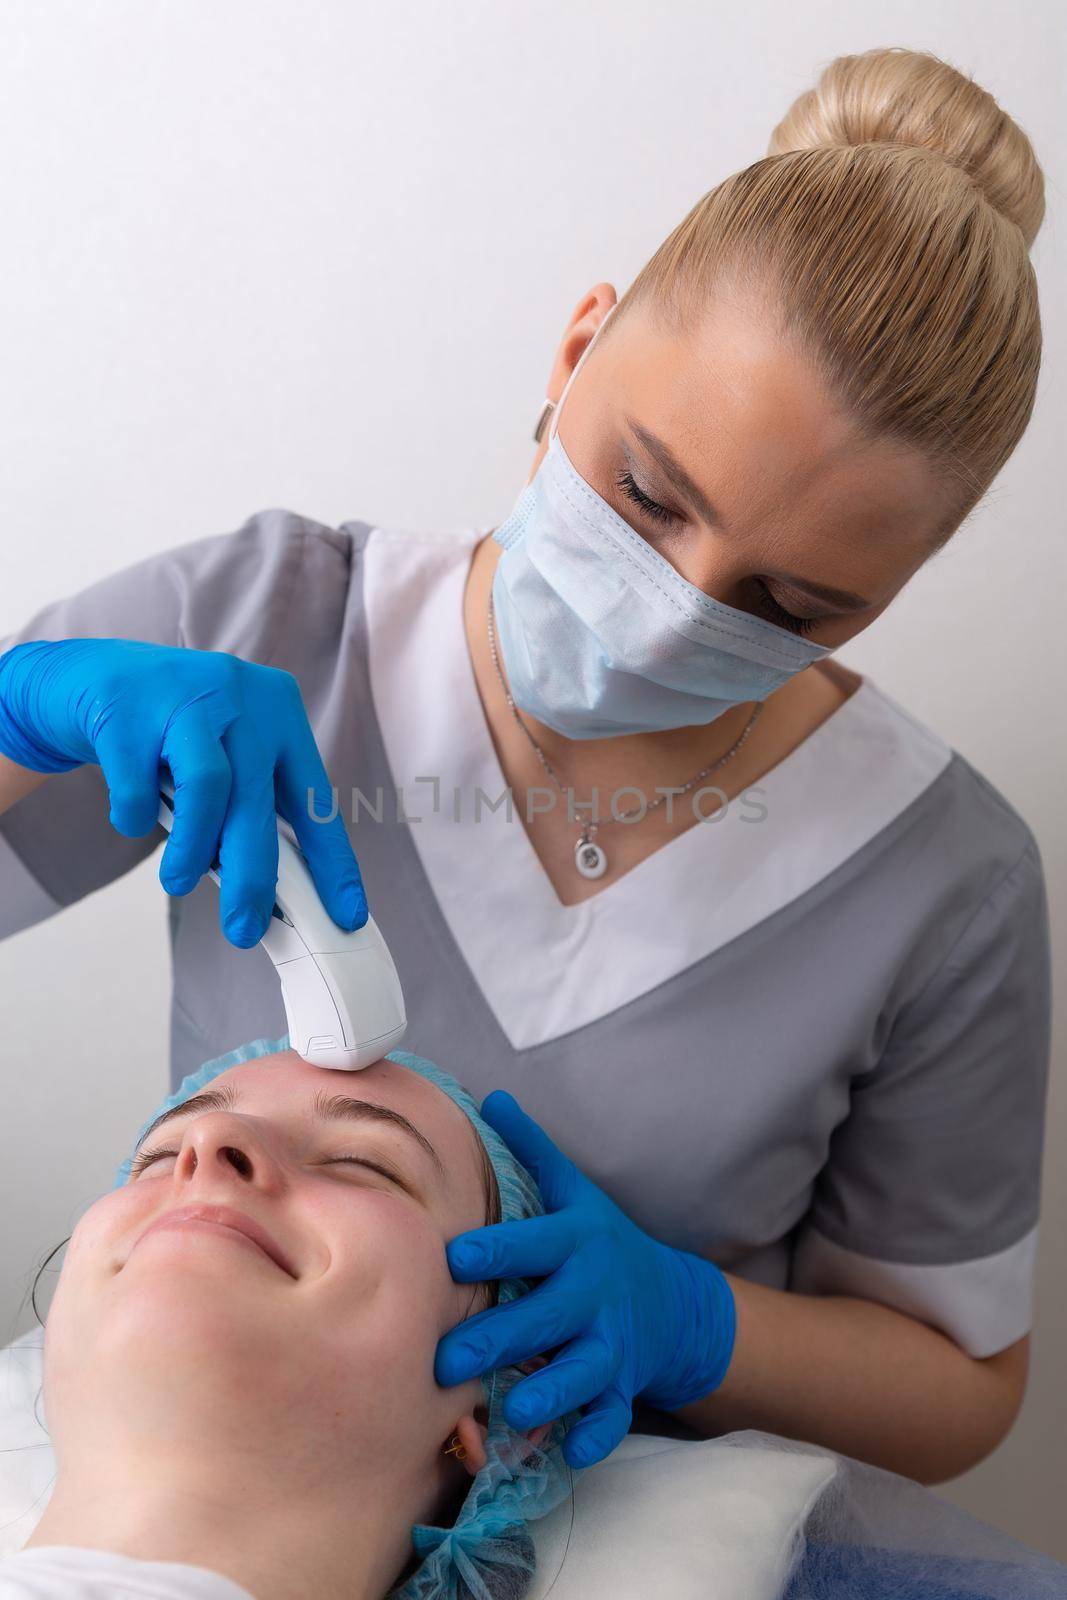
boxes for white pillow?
[0,1332,834,1598]
[527,1433,833,1600]
[0,1332,54,1554]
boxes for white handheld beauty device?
[157,784,407,1070]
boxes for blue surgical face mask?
[490,302,832,739]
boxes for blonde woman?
[0,48,1052,1488]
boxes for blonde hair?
[614,48,1045,539]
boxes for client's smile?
[134,1203,300,1279]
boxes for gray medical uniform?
[0,509,1052,1368]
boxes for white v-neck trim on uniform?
[363,525,953,1051]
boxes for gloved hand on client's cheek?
[434,1091,736,1470]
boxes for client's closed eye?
[316,1154,412,1190]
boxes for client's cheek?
[314,1216,462,1427]
[41,1192,143,1430]
[321,1195,449,1322]
[446,1274,495,1324]
[55,1188,137,1287]
[432,1257,497,1349]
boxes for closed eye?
[317,1154,411,1189]
[750,580,820,636]
[616,469,681,526]
[128,1144,182,1177]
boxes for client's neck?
[25,1441,420,1600]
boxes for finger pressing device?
[157,783,407,1070]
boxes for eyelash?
[128,1145,404,1187]
[751,583,819,636]
[616,468,679,526]
[615,468,819,637]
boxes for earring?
[444,1433,468,1461]
[533,399,555,445]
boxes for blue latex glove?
[0,638,367,947]
[435,1091,737,1469]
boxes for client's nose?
[174,1112,279,1188]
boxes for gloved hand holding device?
[0,637,366,948]
[435,1090,737,1469]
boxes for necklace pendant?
[575,836,608,880]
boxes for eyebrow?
[623,416,873,612]
[624,416,727,530]
[132,1083,445,1180]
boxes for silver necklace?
[487,594,763,880]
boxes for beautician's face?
[45,1053,502,1496]
[531,284,953,648]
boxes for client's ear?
[448,1413,490,1477]
[447,1353,559,1477]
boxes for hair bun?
[768,47,1045,247]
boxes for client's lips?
[137,1203,299,1279]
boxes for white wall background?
[1,0,1064,1561]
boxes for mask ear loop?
[533,302,619,446]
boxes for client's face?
[44,1052,515,1520]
